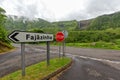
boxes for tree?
[0,7,6,25]
[0,7,7,42]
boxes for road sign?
[62,30,68,38]
[8,30,53,76]
[8,30,54,43]
[56,32,64,42]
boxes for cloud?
[0,0,55,21]
[1,0,120,21]
[65,0,120,21]
[14,0,38,19]
[14,0,55,21]
[0,0,5,4]
[86,0,120,15]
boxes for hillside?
[5,15,79,33]
[52,20,78,31]
[5,15,54,32]
[78,19,92,30]
[79,12,120,30]
[4,11,120,33]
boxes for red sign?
[56,32,64,42]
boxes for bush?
[65,31,120,43]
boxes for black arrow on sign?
[11,32,19,42]
[8,31,19,42]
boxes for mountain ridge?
[5,11,120,32]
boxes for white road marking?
[28,48,120,64]
[66,54,120,64]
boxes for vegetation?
[2,7,120,50]
[65,29,120,43]
[5,16,59,33]
[52,20,78,31]
[0,57,71,80]
[66,41,120,50]
[0,7,7,42]
[84,12,120,30]
[5,16,78,33]
[4,11,120,32]
[0,7,13,53]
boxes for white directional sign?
[8,31,54,43]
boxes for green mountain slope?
[80,12,120,30]
[5,16,53,32]
[5,16,79,33]
[52,20,78,31]
[5,11,120,32]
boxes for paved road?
[58,56,120,80]
[1,44,120,80]
[57,47,120,80]
[65,47,120,61]
[0,44,58,77]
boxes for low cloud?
[0,0,55,21]
[1,0,120,21]
[65,0,120,21]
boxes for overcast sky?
[0,0,120,22]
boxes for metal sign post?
[59,43,61,58]
[46,41,50,66]
[62,41,65,56]
[21,43,25,76]
[62,30,68,57]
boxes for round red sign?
[56,32,64,42]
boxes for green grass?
[66,41,120,50]
[51,41,120,50]
[28,40,120,50]
[0,57,71,80]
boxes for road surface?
[0,44,120,80]
[58,47,120,80]
[58,56,120,80]
[0,44,58,77]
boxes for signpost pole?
[46,41,50,66]
[62,40,65,56]
[21,43,25,76]
[62,30,68,57]
[59,43,61,58]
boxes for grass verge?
[51,41,120,50]
[66,42,120,50]
[0,57,71,80]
